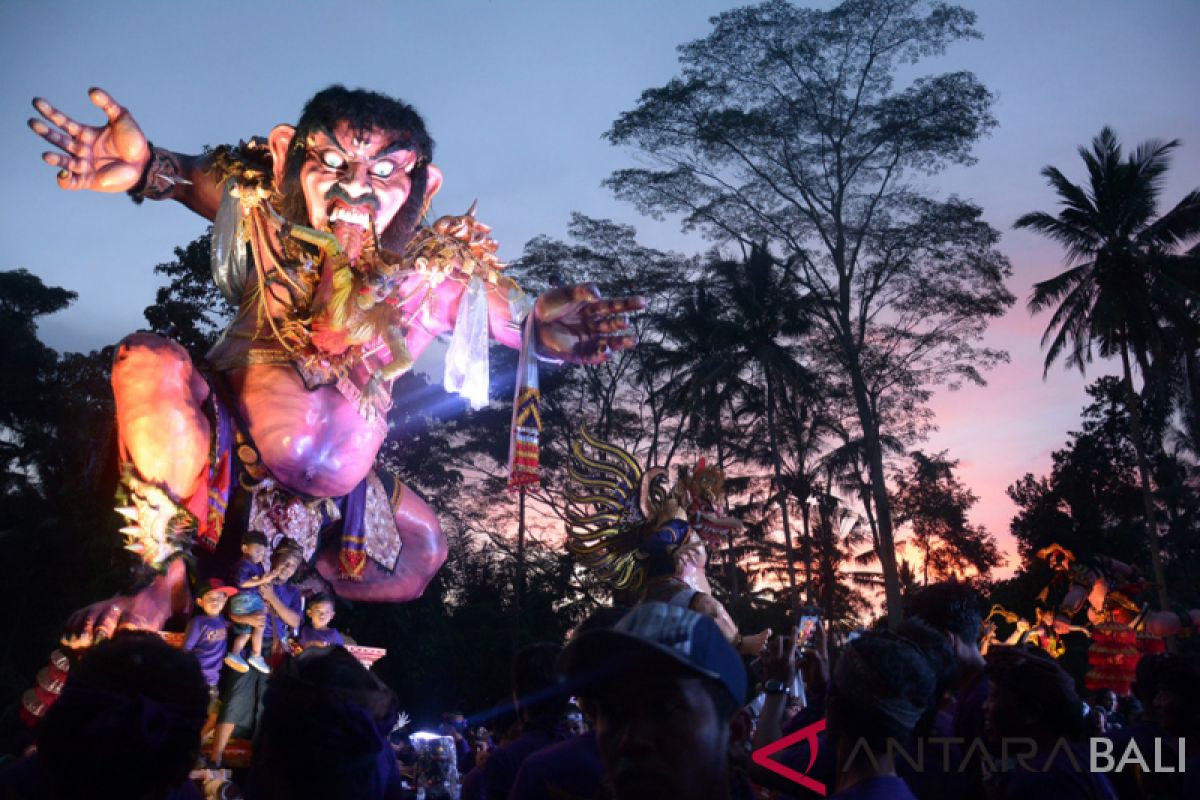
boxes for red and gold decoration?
[1084,622,1140,695]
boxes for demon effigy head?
[640,459,741,549]
[268,85,442,259]
[676,459,742,547]
[1037,543,1076,572]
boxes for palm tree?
[1016,127,1200,612]
[659,247,813,614]
[655,281,754,598]
[715,248,814,617]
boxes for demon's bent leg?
[61,335,209,646]
[316,483,448,602]
[113,332,211,498]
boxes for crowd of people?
[0,581,1198,800]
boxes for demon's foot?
[61,557,191,648]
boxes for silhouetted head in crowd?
[896,618,959,734]
[1152,655,1200,737]
[247,646,402,800]
[1120,693,1144,724]
[561,605,631,729]
[513,642,569,727]
[906,581,985,673]
[1086,705,1108,736]
[559,602,746,800]
[1132,652,1168,719]
[571,605,632,639]
[35,631,208,799]
[828,631,935,779]
[984,645,1084,745]
[1093,687,1118,715]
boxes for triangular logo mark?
[751,717,827,796]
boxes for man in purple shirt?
[906,581,990,796]
[182,578,239,691]
[211,538,305,767]
[984,645,1115,800]
[557,603,748,800]
[507,728,603,800]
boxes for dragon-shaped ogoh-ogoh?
[565,427,770,656]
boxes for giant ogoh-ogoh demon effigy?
[564,427,771,656]
[981,543,1199,695]
[25,86,642,679]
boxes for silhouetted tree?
[890,450,1002,584]
[606,0,1014,626]
[1017,127,1200,611]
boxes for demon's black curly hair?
[279,85,435,250]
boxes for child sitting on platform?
[183,578,239,692]
[225,530,280,673]
[298,592,345,650]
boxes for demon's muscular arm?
[29,88,223,219]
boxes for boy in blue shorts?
[225,531,280,674]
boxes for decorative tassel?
[508,312,542,489]
[198,393,234,551]
[339,546,367,581]
[509,388,542,489]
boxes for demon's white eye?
[370,161,396,178]
[322,151,345,169]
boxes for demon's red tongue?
[332,221,367,264]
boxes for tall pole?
[516,486,527,612]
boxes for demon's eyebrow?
[372,144,415,163]
[376,140,418,160]
[307,125,349,156]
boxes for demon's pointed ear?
[424,163,444,201]
[418,163,444,219]
[267,124,297,188]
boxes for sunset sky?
[3,0,1198,578]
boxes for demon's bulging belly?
[228,364,385,498]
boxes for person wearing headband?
[825,631,935,799]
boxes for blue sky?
[3,0,1199,570]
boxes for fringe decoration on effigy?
[1085,622,1140,695]
[507,309,542,490]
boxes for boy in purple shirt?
[225,530,280,674]
[297,592,345,650]
[182,579,239,692]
